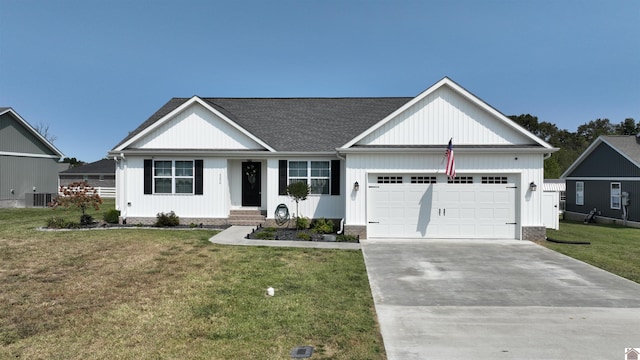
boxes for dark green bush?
[156,211,180,227]
[311,218,334,234]
[46,217,68,229]
[296,216,309,230]
[46,217,81,229]
[296,232,311,241]
[337,234,358,243]
[80,214,94,226]
[103,209,120,224]
[255,229,276,239]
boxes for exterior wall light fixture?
[354,181,360,191]
[529,182,537,191]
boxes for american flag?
[445,138,456,179]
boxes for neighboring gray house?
[0,107,64,207]
[561,135,640,226]
[59,159,116,188]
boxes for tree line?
[508,115,638,178]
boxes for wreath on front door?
[245,164,257,189]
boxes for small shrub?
[103,209,120,224]
[189,223,198,228]
[46,217,68,229]
[337,234,359,243]
[49,181,102,225]
[296,232,311,241]
[296,216,309,230]
[80,214,94,226]
[66,221,81,229]
[311,218,334,234]
[156,211,180,227]
[255,230,276,239]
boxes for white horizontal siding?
[358,86,532,146]
[344,152,544,231]
[132,103,264,150]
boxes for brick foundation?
[344,225,366,239]
[522,226,546,242]
[121,217,228,226]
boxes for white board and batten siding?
[115,157,229,220]
[341,83,547,239]
[131,102,265,150]
[358,85,529,147]
[264,158,345,220]
[345,152,544,240]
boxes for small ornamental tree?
[286,181,310,229]
[50,181,103,225]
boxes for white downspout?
[335,150,347,235]
[115,153,127,223]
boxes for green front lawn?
[0,202,385,359]
[543,220,640,284]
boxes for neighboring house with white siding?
[109,77,557,240]
[58,159,116,198]
[0,107,64,207]
[59,159,116,188]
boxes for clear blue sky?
[1,0,638,162]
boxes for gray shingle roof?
[601,135,640,165]
[113,97,412,152]
[60,159,115,174]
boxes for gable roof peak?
[0,107,64,158]
[340,76,555,149]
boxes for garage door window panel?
[411,176,436,184]
[448,176,473,184]
[378,176,403,184]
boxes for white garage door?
[367,174,518,239]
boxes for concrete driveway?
[361,239,640,360]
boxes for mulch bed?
[246,226,355,242]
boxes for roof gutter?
[337,147,559,154]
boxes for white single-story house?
[108,77,557,240]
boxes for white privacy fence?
[59,186,116,199]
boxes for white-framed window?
[288,160,330,194]
[610,182,621,209]
[576,181,584,205]
[154,160,194,194]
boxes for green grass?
[0,201,385,359]
[543,220,640,284]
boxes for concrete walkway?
[209,225,361,250]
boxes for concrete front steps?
[228,209,266,226]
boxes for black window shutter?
[144,159,153,194]
[195,160,203,195]
[331,160,340,195]
[279,160,288,195]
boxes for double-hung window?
[310,161,330,194]
[288,160,330,194]
[610,182,621,209]
[154,160,194,194]
[575,181,584,205]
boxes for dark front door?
[242,162,261,206]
